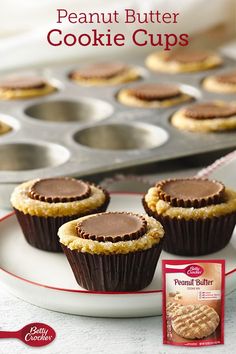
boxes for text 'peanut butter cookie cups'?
[0,76,56,100]
[70,61,140,86]
[11,177,110,252]
[171,101,236,132]
[58,212,164,291]
[143,178,236,256]
[146,50,222,73]
[117,83,193,108]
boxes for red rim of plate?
[0,192,235,296]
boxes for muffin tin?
[0,54,236,185]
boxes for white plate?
[0,193,236,317]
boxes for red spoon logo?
[0,323,56,347]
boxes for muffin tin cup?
[73,122,169,150]
[24,98,114,123]
[61,240,164,292]
[0,142,70,172]
[13,192,110,252]
[143,198,236,256]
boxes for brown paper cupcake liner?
[61,241,163,291]
[14,192,110,252]
[14,210,75,252]
[142,197,236,256]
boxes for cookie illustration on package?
[171,304,220,339]
[162,260,225,347]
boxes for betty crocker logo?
[185,265,204,278]
[0,323,56,347]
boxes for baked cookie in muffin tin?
[0,76,56,100]
[203,69,236,93]
[117,83,193,108]
[171,101,236,132]
[146,50,222,73]
[70,61,141,86]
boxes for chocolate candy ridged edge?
[155,178,225,208]
[70,62,128,80]
[184,103,236,120]
[28,178,91,203]
[76,212,147,243]
[165,51,210,64]
[128,84,181,102]
[0,77,47,90]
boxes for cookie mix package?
[162,260,225,347]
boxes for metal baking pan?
[0,54,236,187]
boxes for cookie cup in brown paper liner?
[13,196,110,252]
[143,197,236,256]
[61,240,163,291]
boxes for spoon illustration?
[0,322,56,347]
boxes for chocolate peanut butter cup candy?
[0,77,46,90]
[156,178,225,208]
[11,177,110,252]
[171,101,236,132]
[216,71,236,85]
[77,212,147,242]
[29,178,91,203]
[184,103,236,120]
[118,83,192,108]
[0,76,56,99]
[165,51,210,64]
[72,62,127,80]
[129,84,181,101]
[70,61,140,86]
[146,50,222,73]
[59,212,165,291]
[143,178,236,256]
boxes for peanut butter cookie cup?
[11,177,110,252]
[171,101,236,132]
[143,178,236,256]
[117,83,192,108]
[0,76,56,100]
[70,61,140,86]
[203,70,236,93]
[146,50,222,73]
[58,212,164,291]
